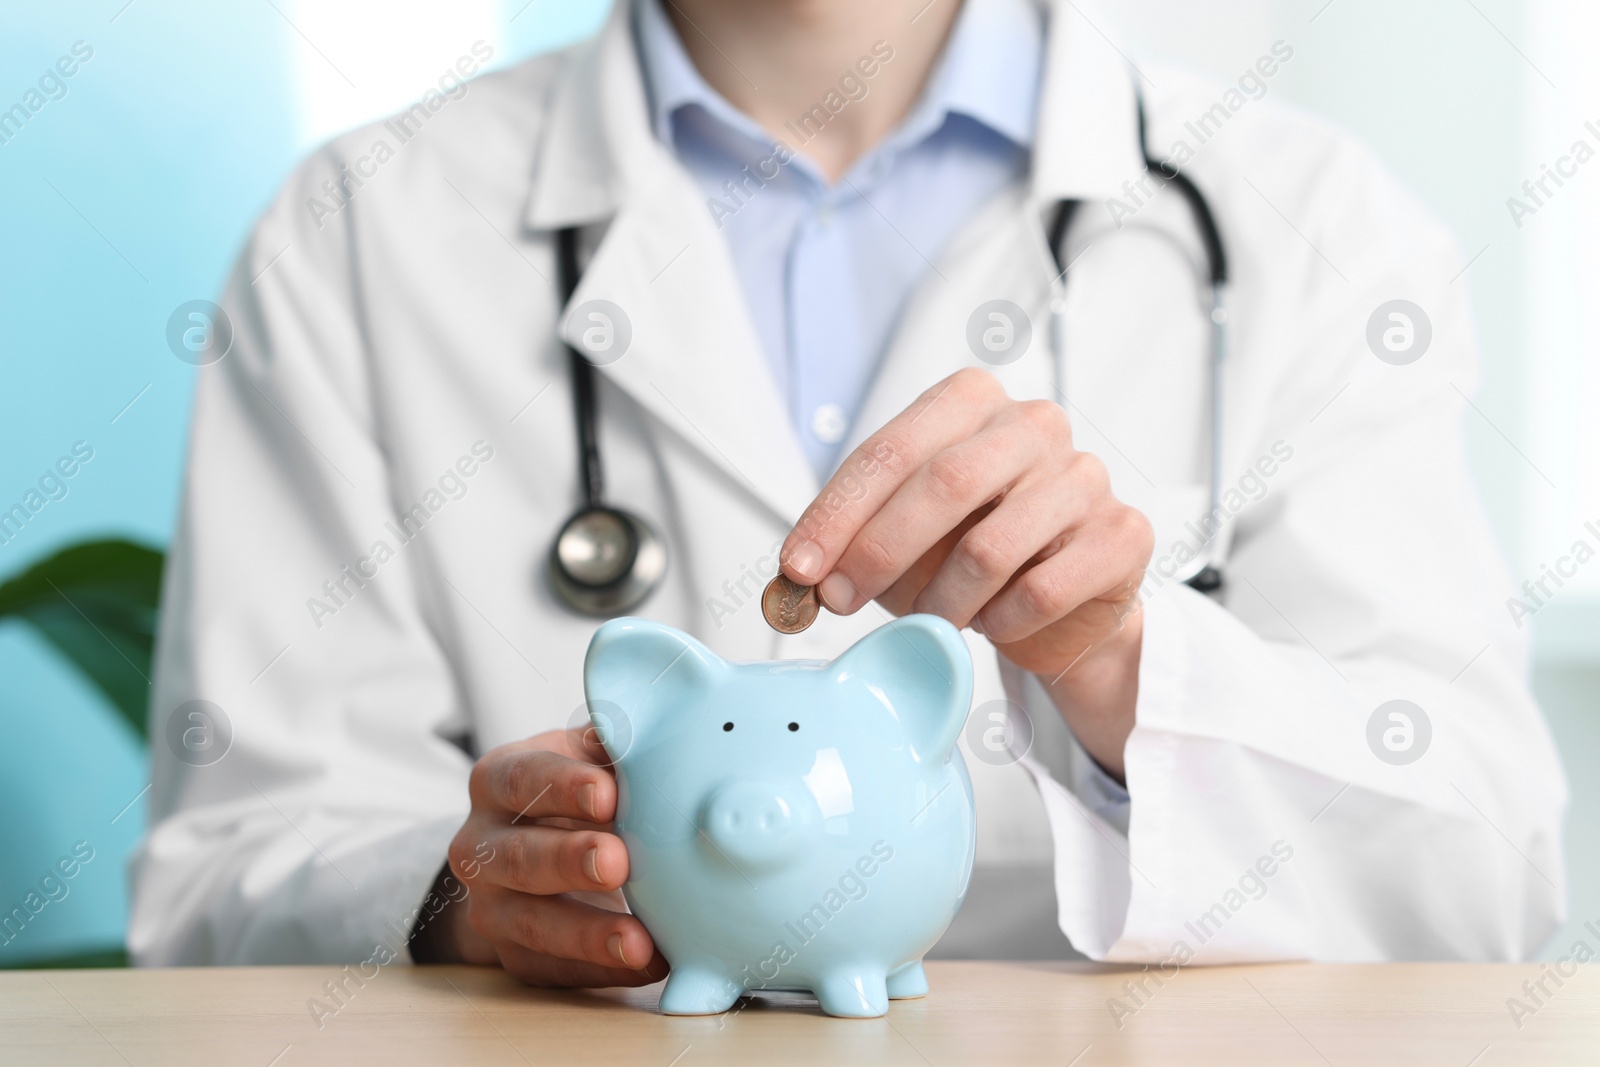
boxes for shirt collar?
[902,0,1042,150]
[634,0,768,150]
[524,0,1148,230]
[633,0,1043,159]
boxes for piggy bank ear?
[829,614,973,764]
[583,618,726,763]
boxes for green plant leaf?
[0,538,163,742]
[10,947,130,969]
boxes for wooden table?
[3,961,1596,1065]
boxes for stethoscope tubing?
[547,93,1229,614]
[558,227,606,510]
[1046,94,1228,592]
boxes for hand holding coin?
[772,368,1153,780]
[762,574,819,634]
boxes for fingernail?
[584,847,603,885]
[970,617,986,637]
[787,541,823,582]
[607,932,631,966]
[579,782,598,821]
[819,572,859,613]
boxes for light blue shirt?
[634,0,1044,479]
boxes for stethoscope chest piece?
[549,505,666,616]
[545,225,668,616]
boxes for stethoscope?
[546,226,668,615]
[546,96,1227,615]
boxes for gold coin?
[762,574,819,634]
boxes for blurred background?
[1,0,1594,966]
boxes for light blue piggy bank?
[584,614,976,1018]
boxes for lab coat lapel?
[565,183,820,527]
[524,0,817,526]
[1029,0,1146,206]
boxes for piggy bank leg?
[886,959,928,1000]
[658,965,742,1016]
[812,970,889,1018]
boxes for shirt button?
[810,404,848,445]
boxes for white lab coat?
[130,0,1567,967]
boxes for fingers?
[568,721,617,767]
[453,729,671,991]
[469,745,616,825]
[874,513,983,617]
[976,503,1153,644]
[464,824,630,895]
[472,889,660,973]
[818,404,1061,614]
[531,724,617,767]
[908,461,1097,626]
[781,368,1009,588]
[497,939,669,989]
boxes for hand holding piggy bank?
[584,614,976,1018]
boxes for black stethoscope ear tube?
[1049,95,1229,595]
[1135,99,1228,288]
[559,227,606,509]
[1048,102,1227,289]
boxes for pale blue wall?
[0,2,299,964]
[0,0,608,966]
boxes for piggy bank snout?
[700,780,814,869]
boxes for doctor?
[132,0,1567,985]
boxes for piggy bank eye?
[722,722,734,732]
[787,722,799,732]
